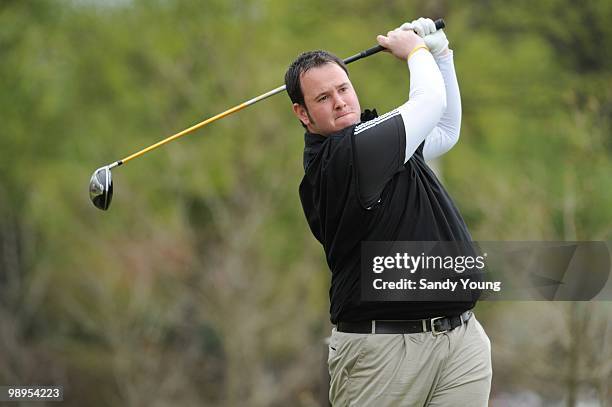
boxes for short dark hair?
[284,50,349,106]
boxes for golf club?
[89,19,445,210]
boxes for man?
[285,18,492,406]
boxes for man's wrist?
[433,48,453,63]
[407,45,430,61]
[436,47,451,57]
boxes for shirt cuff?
[434,49,454,64]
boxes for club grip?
[344,18,445,64]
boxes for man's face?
[292,63,361,136]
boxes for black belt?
[336,311,472,336]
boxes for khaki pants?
[328,315,492,406]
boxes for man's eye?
[318,96,328,102]
[339,87,347,92]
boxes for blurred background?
[1,0,611,405]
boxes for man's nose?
[333,93,347,109]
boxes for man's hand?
[401,17,449,57]
[376,28,426,61]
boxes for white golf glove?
[401,17,449,57]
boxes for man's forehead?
[300,63,350,96]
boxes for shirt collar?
[303,131,327,171]
[301,109,379,171]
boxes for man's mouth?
[335,112,354,120]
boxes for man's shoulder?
[327,126,359,157]
[304,126,357,173]
[311,126,357,153]
[354,109,402,136]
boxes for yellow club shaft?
[112,84,287,168]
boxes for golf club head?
[89,166,113,210]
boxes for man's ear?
[292,103,310,126]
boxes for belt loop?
[371,320,376,334]
[422,319,427,332]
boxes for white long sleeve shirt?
[397,49,461,162]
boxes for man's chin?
[335,113,358,128]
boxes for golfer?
[285,18,492,406]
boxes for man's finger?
[412,22,425,37]
[376,34,390,49]
[425,18,436,34]
[417,17,430,35]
